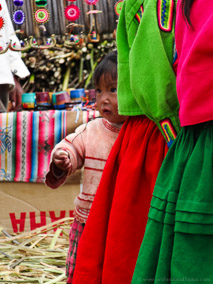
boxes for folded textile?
[0,110,98,182]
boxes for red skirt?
[73,116,168,284]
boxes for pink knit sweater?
[176,0,213,126]
[45,118,122,223]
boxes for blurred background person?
[0,0,30,112]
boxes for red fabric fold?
[73,116,168,284]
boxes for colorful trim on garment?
[135,4,144,23]
[160,118,177,147]
[173,43,177,64]
[102,119,121,133]
[157,0,174,32]
[172,47,178,74]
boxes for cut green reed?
[0,218,74,283]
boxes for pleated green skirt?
[132,122,213,284]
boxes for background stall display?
[21,88,97,111]
[5,0,119,93]
[7,0,119,36]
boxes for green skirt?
[132,122,213,284]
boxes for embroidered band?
[160,118,177,147]
[135,4,144,23]
[157,0,174,32]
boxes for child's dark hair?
[93,50,117,86]
[181,0,195,26]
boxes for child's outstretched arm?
[45,149,71,189]
[45,123,86,189]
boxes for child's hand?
[53,149,72,171]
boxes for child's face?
[96,73,127,124]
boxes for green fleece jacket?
[117,0,180,144]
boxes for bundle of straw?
[0,217,74,283]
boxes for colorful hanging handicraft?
[85,0,99,5]
[35,0,48,7]
[87,10,101,42]
[13,0,24,7]
[0,17,5,30]
[64,5,80,21]
[12,0,25,25]
[70,34,80,44]
[13,10,25,25]
[29,34,56,49]
[114,0,123,16]
[87,10,102,14]
[34,8,50,24]
[64,23,84,47]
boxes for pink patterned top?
[45,118,122,223]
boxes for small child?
[45,51,127,284]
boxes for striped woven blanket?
[0,109,98,183]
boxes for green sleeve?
[117,0,144,116]
[129,0,180,141]
[117,0,181,144]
